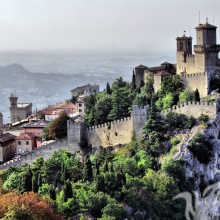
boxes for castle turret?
[134,64,148,88]
[176,34,193,74]
[194,21,220,74]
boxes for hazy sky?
[0,0,219,54]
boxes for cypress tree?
[140,80,145,88]
[102,159,108,173]
[195,88,200,102]
[63,179,73,202]
[132,70,136,90]
[82,155,93,181]
[32,172,39,193]
[49,184,56,200]
[38,173,42,188]
[24,166,33,192]
[106,82,111,94]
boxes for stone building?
[9,94,32,124]
[15,132,36,155]
[0,132,16,163]
[134,63,176,88]
[134,20,220,97]
[176,20,220,97]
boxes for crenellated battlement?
[86,117,132,131]
[181,72,207,78]
[68,105,149,150]
[162,101,217,119]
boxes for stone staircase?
[172,128,197,160]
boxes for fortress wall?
[87,117,133,148]
[162,102,217,119]
[0,138,68,170]
[67,105,149,150]
[181,72,209,97]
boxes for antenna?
[189,27,191,36]
[199,11,200,24]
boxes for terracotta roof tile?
[16,132,35,140]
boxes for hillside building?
[9,94,32,124]
[134,63,176,88]
[0,132,16,163]
[176,20,220,97]
[134,20,220,97]
[15,132,36,155]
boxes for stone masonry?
[67,105,149,151]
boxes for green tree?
[106,82,111,94]
[179,89,194,104]
[83,156,93,182]
[94,95,112,125]
[46,112,70,139]
[131,71,136,90]
[162,93,174,109]
[194,88,200,102]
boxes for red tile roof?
[16,132,35,140]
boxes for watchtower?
[194,20,220,74]
[176,33,193,74]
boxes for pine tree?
[195,88,200,102]
[106,82,111,94]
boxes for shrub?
[188,133,213,164]
[198,114,209,123]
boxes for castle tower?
[0,113,3,126]
[176,33,193,74]
[194,21,220,74]
[9,93,18,108]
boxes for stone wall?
[67,105,149,150]
[162,101,217,119]
[0,138,68,170]
[181,72,209,97]
[87,117,132,148]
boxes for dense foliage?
[2,147,188,219]
[2,75,212,219]
[43,112,70,140]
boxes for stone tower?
[194,21,220,75]
[9,93,18,108]
[176,34,193,74]
[0,113,3,126]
